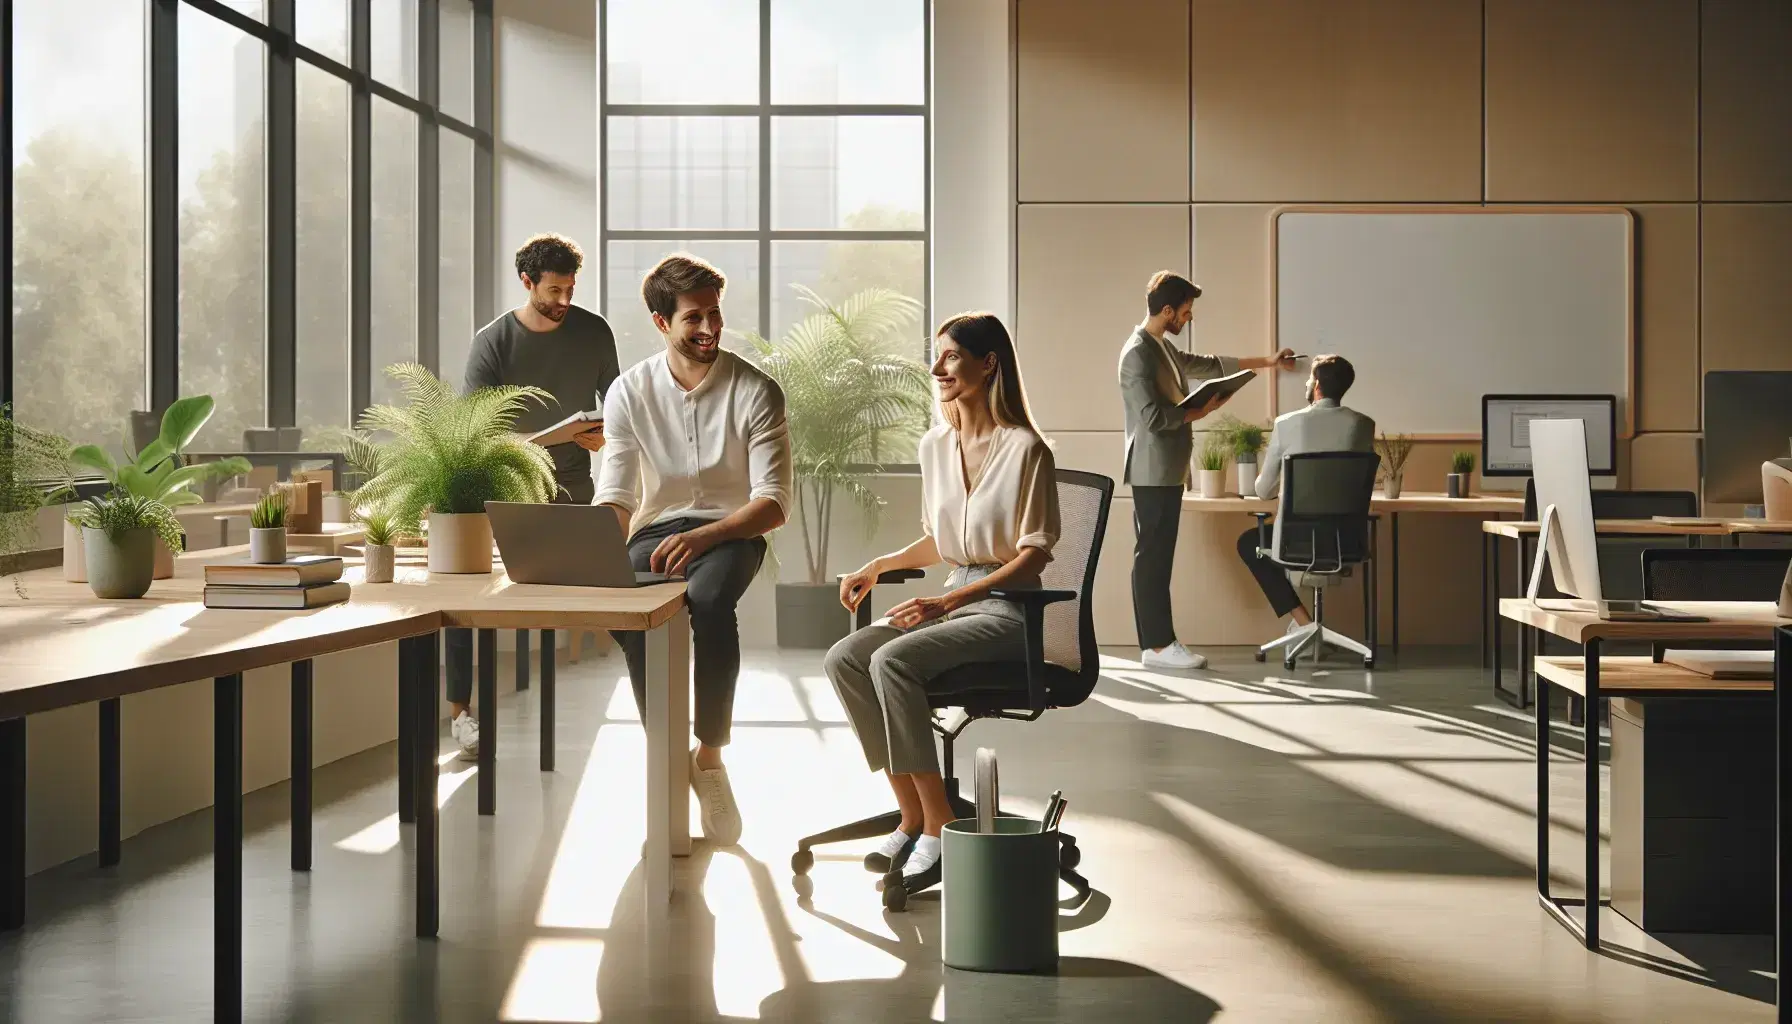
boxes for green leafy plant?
[742,286,932,585]
[68,492,185,555]
[1375,433,1414,480]
[70,395,253,508]
[0,406,76,564]
[357,508,397,547]
[1214,415,1267,462]
[1197,434,1231,472]
[249,488,288,529]
[1451,450,1477,475]
[352,363,556,534]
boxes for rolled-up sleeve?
[1015,443,1060,557]
[746,379,793,518]
[592,383,641,513]
[1179,352,1239,381]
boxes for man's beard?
[531,296,568,321]
[675,334,720,363]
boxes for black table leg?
[1389,512,1400,652]
[291,660,313,872]
[409,633,440,938]
[0,717,23,931]
[215,673,244,1020]
[100,697,120,867]
[1519,533,1534,707]
[1774,626,1789,1022]
[398,638,415,824]
[477,628,496,816]
[1491,536,1505,694]
[516,629,530,692]
[1534,625,1549,911]
[1582,639,1601,950]
[1480,532,1490,669]
[541,630,556,773]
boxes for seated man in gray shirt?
[446,233,621,759]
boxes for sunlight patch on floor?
[500,937,605,1023]
[706,852,784,1019]
[331,762,477,855]
[535,725,645,930]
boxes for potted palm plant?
[68,493,185,599]
[743,287,932,649]
[0,407,75,577]
[1196,435,1229,498]
[1447,450,1477,498]
[1216,415,1267,497]
[249,488,288,564]
[358,508,398,584]
[1375,433,1414,499]
[72,396,252,578]
[352,363,556,574]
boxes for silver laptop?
[485,502,673,587]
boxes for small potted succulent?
[359,508,397,584]
[1216,415,1268,498]
[1374,433,1414,499]
[1447,450,1477,499]
[1196,434,1229,499]
[249,488,289,564]
[68,493,185,599]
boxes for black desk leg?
[291,660,313,872]
[541,630,556,773]
[1491,538,1505,695]
[398,639,415,824]
[1389,513,1400,652]
[0,717,23,931]
[100,698,120,867]
[1535,627,1549,911]
[1776,626,1790,1022]
[516,629,530,692]
[477,628,497,816]
[409,634,440,938]
[1480,532,1490,669]
[1582,639,1601,950]
[214,673,244,1020]
[1519,534,1533,707]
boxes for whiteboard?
[1273,209,1632,437]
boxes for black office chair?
[790,468,1114,911]
[1522,480,1697,520]
[1641,548,1792,660]
[1250,452,1379,669]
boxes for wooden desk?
[1495,599,1788,966]
[0,548,691,1017]
[1186,490,1524,651]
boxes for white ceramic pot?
[1198,469,1225,499]
[427,512,494,574]
[322,494,353,524]
[1235,460,1257,497]
[153,537,176,579]
[250,527,288,564]
[63,518,87,582]
[1383,473,1404,499]
[364,543,395,584]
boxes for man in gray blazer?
[1120,271,1293,670]
[1237,354,1376,628]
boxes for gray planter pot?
[250,527,288,564]
[1446,473,1466,499]
[84,527,156,599]
[364,543,395,584]
[776,582,852,649]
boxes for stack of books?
[203,555,350,610]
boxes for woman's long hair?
[935,312,1045,437]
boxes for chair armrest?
[876,569,925,584]
[984,588,1076,606]
[983,589,1075,718]
[1251,511,1272,557]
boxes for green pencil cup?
[941,817,1060,973]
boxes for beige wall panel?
[1627,432,1701,494]
[1191,204,1277,423]
[1631,205,1700,432]
[1701,0,1792,201]
[1485,0,1698,201]
[1701,204,1792,373]
[1190,0,1482,202]
[1017,204,1190,432]
[1049,432,1128,494]
[1017,0,1189,201]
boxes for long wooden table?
[1497,599,1790,1014]
[0,549,690,1021]
[1186,491,1524,651]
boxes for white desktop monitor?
[1528,417,1603,603]
[1482,395,1617,477]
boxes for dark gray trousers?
[1131,485,1183,650]
[609,516,766,748]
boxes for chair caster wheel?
[1282,657,1297,670]
[790,849,813,876]
[1362,657,1374,669]
[1253,650,1266,662]
[883,882,908,912]
[1059,838,1081,870]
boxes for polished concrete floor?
[0,643,1776,1022]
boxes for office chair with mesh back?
[1251,452,1379,670]
[1641,547,1792,660]
[791,469,1114,912]
[1522,480,1698,520]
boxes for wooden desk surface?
[1182,492,1523,514]
[1482,518,1733,538]
[1497,598,1788,644]
[0,548,686,719]
[1532,655,1773,698]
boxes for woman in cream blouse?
[825,311,1060,897]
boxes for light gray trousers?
[823,566,1028,776]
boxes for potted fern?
[743,287,931,648]
[0,407,76,578]
[249,488,288,564]
[1196,435,1229,498]
[1448,450,1477,498]
[69,493,185,599]
[1216,415,1267,497]
[72,396,252,578]
[352,363,556,574]
[1374,433,1414,499]
[358,508,397,584]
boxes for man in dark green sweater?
[447,233,620,758]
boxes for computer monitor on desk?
[1482,394,1617,478]
[1701,371,1792,505]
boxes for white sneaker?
[1141,642,1207,670]
[451,711,479,762]
[690,751,743,846]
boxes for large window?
[4,1,492,463]
[601,0,928,372]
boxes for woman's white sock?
[874,828,915,860]
[902,833,942,877]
